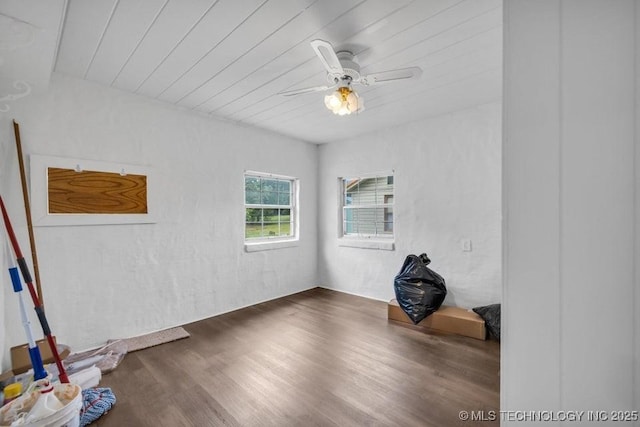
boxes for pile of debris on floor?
[390,252,501,341]
[0,336,121,426]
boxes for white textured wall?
[318,103,502,309]
[0,73,318,368]
[503,0,639,423]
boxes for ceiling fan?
[279,39,422,116]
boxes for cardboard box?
[10,337,70,374]
[0,369,15,385]
[388,299,486,340]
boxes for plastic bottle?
[2,382,22,406]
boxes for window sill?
[245,239,300,252]
[338,238,395,251]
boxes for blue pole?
[8,262,47,381]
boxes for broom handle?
[6,238,47,380]
[13,120,44,309]
[0,195,69,383]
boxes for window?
[342,174,394,238]
[245,172,296,241]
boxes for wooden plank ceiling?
[55,0,502,144]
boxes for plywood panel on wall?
[47,167,148,214]
[30,154,154,226]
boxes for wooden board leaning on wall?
[47,167,148,214]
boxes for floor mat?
[116,327,190,352]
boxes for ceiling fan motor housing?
[327,51,361,84]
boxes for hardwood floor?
[96,288,500,426]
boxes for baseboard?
[316,285,389,303]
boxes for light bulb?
[325,93,341,109]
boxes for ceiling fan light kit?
[324,86,363,115]
[279,39,422,117]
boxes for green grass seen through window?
[245,214,291,238]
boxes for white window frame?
[244,171,299,251]
[338,172,395,251]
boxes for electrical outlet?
[462,239,472,252]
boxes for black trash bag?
[393,253,447,324]
[472,304,501,341]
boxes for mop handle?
[0,196,69,383]
[6,239,37,350]
[9,266,47,380]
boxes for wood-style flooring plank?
[95,288,499,426]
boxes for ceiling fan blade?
[278,84,334,97]
[359,66,423,86]
[310,39,344,75]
